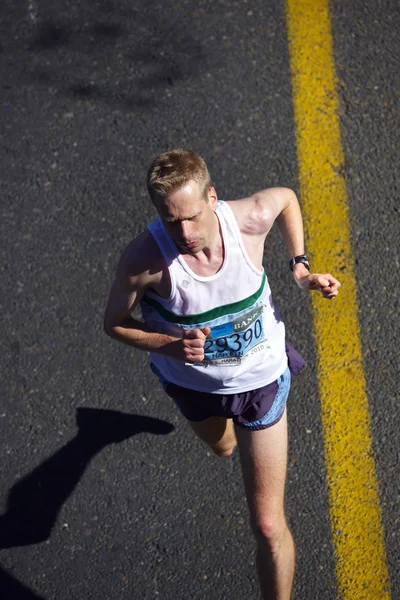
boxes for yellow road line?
[285,1,391,597]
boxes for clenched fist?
[295,272,341,299]
[161,327,211,362]
[181,327,211,363]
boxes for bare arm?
[232,188,341,299]
[103,236,174,353]
[274,188,341,299]
[103,269,172,353]
[104,234,210,362]
[275,188,305,257]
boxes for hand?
[181,327,211,362]
[295,271,341,299]
[165,327,211,363]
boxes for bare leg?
[234,409,295,599]
[188,416,237,456]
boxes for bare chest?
[182,254,224,277]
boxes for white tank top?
[140,200,287,393]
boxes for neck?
[201,212,222,259]
[181,213,224,274]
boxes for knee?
[251,515,288,552]
[210,443,237,457]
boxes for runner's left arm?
[259,188,341,300]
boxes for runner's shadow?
[0,408,174,549]
[0,564,46,599]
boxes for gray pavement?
[0,0,398,598]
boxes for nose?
[179,220,192,240]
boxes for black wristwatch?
[289,254,310,271]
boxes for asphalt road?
[0,0,399,599]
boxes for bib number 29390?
[201,305,268,366]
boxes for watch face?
[290,256,310,271]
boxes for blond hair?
[147,148,211,203]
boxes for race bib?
[201,305,270,366]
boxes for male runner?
[104,148,340,600]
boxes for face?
[155,180,218,254]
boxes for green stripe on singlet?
[142,272,267,325]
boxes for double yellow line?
[285,1,391,597]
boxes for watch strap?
[289,254,310,271]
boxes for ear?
[207,186,218,209]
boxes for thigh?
[189,416,236,453]
[234,408,289,523]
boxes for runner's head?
[147,148,212,204]
[147,149,218,255]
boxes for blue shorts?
[151,364,291,431]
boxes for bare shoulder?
[226,187,294,235]
[117,230,165,288]
[104,231,167,331]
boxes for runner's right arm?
[103,234,209,362]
